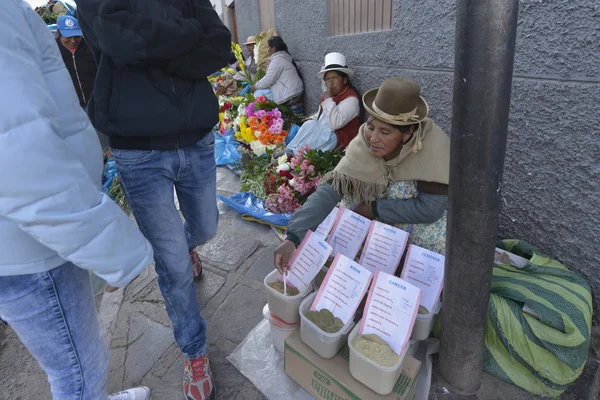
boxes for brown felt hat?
[363,77,429,126]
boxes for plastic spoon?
[283,272,288,296]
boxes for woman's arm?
[254,56,284,89]
[286,184,341,246]
[321,96,360,130]
[372,194,448,225]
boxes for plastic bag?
[227,320,314,400]
[216,192,291,229]
[102,158,118,195]
[214,130,242,166]
[240,84,251,96]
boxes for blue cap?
[57,15,82,38]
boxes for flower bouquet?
[235,95,288,156]
[218,96,246,135]
[230,43,265,85]
[265,146,343,214]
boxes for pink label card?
[359,271,422,355]
[311,254,373,325]
[359,221,409,275]
[314,207,340,239]
[326,208,371,261]
[285,230,333,292]
[400,245,444,313]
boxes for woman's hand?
[273,240,297,275]
[353,203,374,219]
[322,89,332,100]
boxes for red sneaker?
[190,251,203,281]
[183,355,215,400]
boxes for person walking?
[76,1,231,399]
[55,14,109,149]
[0,1,154,399]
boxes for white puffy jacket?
[0,0,153,287]
[255,51,304,104]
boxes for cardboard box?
[285,329,420,400]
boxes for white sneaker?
[108,386,152,400]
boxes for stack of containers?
[263,269,313,352]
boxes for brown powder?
[303,308,344,333]
[267,281,300,296]
[313,267,328,289]
[351,334,400,367]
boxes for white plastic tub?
[411,301,442,340]
[262,304,299,352]
[264,269,312,324]
[348,322,407,396]
[299,292,354,358]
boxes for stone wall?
[234,0,262,49]
[274,0,600,324]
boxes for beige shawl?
[321,118,450,203]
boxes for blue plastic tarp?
[215,129,241,166]
[217,192,291,228]
[102,158,118,195]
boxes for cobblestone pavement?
[0,167,275,400]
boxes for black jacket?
[76,0,231,150]
[56,38,97,107]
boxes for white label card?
[359,221,409,275]
[359,271,422,355]
[286,231,333,292]
[400,245,444,313]
[326,208,371,261]
[314,207,340,239]
[311,254,373,325]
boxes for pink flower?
[272,109,282,119]
[256,95,268,104]
[246,103,256,118]
[256,110,267,119]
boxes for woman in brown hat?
[273,77,450,273]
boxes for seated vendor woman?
[250,36,304,113]
[287,53,360,152]
[274,78,450,274]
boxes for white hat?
[243,36,256,45]
[317,52,354,78]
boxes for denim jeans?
[112,133,218,359]
[0,262,110,400]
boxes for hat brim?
[362,88,429,126]
[243,41,256,45]
[317,67,354,79]
[60,29,83,38]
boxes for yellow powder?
[267,281,300,296]
[304,308,344,333]
[351,334,400,367]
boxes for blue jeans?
[112,133,218,359]
[0,263,110,399]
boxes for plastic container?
[406,338,419,356]
[262,304,299,352]
[264,269,312,324]
[348,321,407,396]
[299,292,355,358]
[411,301,442,340]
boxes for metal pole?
[439,0,520,395]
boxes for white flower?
[277,154,288,166]
[276,164,291,173]
[250,141,267,156]
[289,178,296,187]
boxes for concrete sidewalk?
[0,167,276,400]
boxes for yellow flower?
[219,112,224,124]
[238,117,256,144]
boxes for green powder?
[351,334,400,367]
[267,281,300,296]
[418,305,429,314]
[303,308,344,333]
